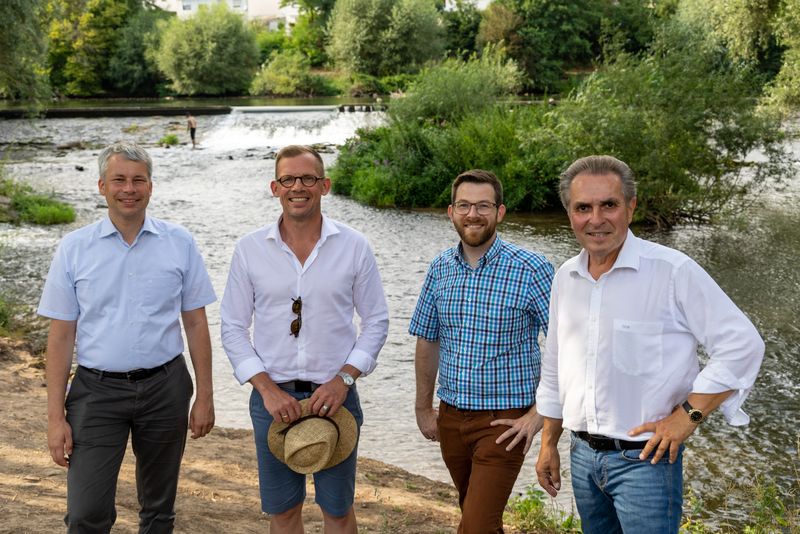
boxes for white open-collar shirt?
[220,215,389,385]
[536,230,764,439]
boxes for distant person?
[409,169,554,533]
[186,112,197,148]
[535,155,765,533]
[220,144,389,533]
[38,141,216,532]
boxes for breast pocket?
[141,273,182,313]
[612,319,663,376]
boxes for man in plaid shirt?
[409,169,554,534]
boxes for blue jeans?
[569,433,683,534]
[249,386,363,517]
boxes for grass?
[0,177,75,225]
[158,133,180,145]
[504,487,581,533]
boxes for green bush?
[0,295,11,332]
[159,134,179,146]
[388,46,522,125]
[504,486,581,533]
[250,49,338,97]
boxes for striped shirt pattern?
[409,237,554,410]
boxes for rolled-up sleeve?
[677,261,765,425]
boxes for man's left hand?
[490,405,544,455]
[628,406,697,464]
[189,395,215,439]
[309,377,349,418]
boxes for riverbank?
[0,335,467,533]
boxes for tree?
[327,0,444,76]
[542,20,791,226]
[282,0,335,65]
[108,6,172,96]
[0,0,50,102]
[156,3,259,95]
[442,0,482,59]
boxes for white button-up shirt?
[220,215,389,385]
[536,230,764,439]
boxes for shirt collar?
[265,214,340,245]
[455,234,503,269]
[98,215,158,239]
[572,228,640,277]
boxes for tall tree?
[156,3,259,95]
[281,0,336,66]
[442,0,482,59]
[327,0,444,76]
[0,0,51,102]
[108,6,172,96]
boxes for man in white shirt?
[535,155,764,533]
[220,145,389,534]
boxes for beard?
[454,218,497,248]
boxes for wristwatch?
[682,401,705,424]
[337,371,355,387]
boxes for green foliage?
[156,3,259,95]
[765,0,800,112]
[0,0,51,103]
[479,0,603,92]
[254,23,289,65]
[544,19,792,226]
[159,134,179,145]
[0,178,75,225]
[108,6,172,96]
[250,49,337,96]
[46,0,138,96]
[0,295,11,332]
[442,0,482,59]
[327,0,444,76]
[388,47,522,125]
[504,487,581,533]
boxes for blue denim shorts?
[249,385,363,517]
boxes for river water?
[1,109,798,525]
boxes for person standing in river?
[38,141,216,532]
[409,169,554,534]
[220,144,389,534]
[535,155,765,533]
[186,112,197,148]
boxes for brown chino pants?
[438,401,528,534]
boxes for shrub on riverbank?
[0,177,75,225]
[331,19,793,226]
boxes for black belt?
[79,355,182,382]
[575,431,646,451]
[278,380,320,393]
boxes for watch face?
[689,410,704,423]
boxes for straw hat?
[267,398,358,474]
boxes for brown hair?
[451,169,503,205]
[275,145,325,179]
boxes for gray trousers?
[64,356,193,534]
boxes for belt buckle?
[126,368,145,381]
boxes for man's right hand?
[261,386,302,424]
[415,405,439,442]
[535,443,561,497]
[48,418,73,467]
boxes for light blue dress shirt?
[38,216,216,371]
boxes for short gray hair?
[559,155,636,209]
[98,142,152,181]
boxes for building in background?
[152,0,297,29]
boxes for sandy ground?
[0,336,467,534]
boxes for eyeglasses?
[452,201,497,215]
[290,297,302,337]
[277,175,323,188]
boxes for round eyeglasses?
[277,175,324,188]
[452,201,498,215]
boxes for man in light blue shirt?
[38,142,216,533]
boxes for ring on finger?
[321,405,329,411]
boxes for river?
[0,109,797,526]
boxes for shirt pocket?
[612,319,663,376]
[141,273,182,313]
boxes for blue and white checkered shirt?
[409,236,554,410]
